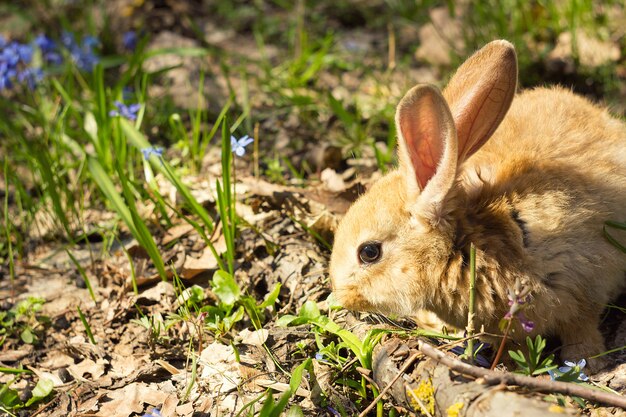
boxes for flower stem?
[491,318,512,370]
[466,243,476,364]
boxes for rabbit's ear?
[396,84,458,209]
[443,40,517,162]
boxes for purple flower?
[122,31,137,51]
[141,147,164,161]
[110,101,141,121]
[517,312,535,333]
[230,135,253,157]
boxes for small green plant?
[132,312,167,350]
[0,298,48,346]
[263,156,287,184]
[201,270,281,337]
[0,374,54,414]
[239,359,311,417]
[508,335,557,376]
[278,300,387,416]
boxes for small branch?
[418,341,626,409]
[358,353,421,417]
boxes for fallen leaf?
[162,223,195,245]
[181,236,226,279]
[68,358,106,381]
[95,382,171,417]
[238,328,269,347]
[320,168,346,192]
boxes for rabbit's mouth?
[332,286,375,312]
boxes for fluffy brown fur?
[329,40,626,369]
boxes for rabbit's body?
[330,41,626,366]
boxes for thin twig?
[405,386,434,417]
[418,340,626,409]
[358,352,421,417]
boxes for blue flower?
[35,34,62,65]
[327,406,340,417]
[230,135,253,157]
[1,43,20,67]
[17,67,43,89]
[559,359,589,382]
[10,42,33,64]
[61,31,76,49]
[61,31,100,72]
[141,147,164,161]
[83,36,100,48]
[122,31,137,51]
[547,369,557,380]
[142,408,162,417]
[110,101,141,121]
[0,68,15,90]
[35,34,55,52]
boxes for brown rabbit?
[329,40,626,369]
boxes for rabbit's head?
[329,40,518,319]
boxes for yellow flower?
[407,380,435,415]
[447,402,464,417]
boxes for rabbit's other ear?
[443,40,518,162]
[396,84,458,211]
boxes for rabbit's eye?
[358,242,382,264]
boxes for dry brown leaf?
[0,348,32,362]
[95,382,172,416]
[137,281,176,304]
[180,235,226,279]
[39,349,75,369]
[28,368,64,387]
[162,223,195,246]
[175,402,194,417]
[110,354,145,379]
[237,328,269,347]
[68,358,107,381]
